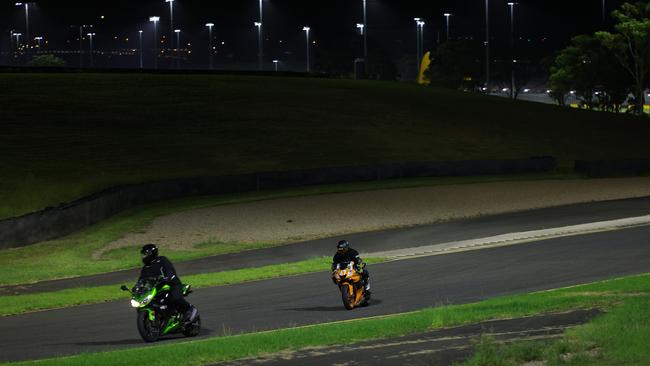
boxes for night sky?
[0,0,629,72]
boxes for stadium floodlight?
[206,23,215,70]
[303,26,311,72]
[443,13,452,40]
[150,16,160,69]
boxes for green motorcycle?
[120,278,201,342]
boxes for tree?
[549,34,630,111]
[28,54,66,68]
[426,39,483,90]
[596,2,650,115]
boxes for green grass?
[1,73,649,219]
[0,257,385,317]
[461,279,650,366]
[8,272,650,366]
[461,295,650,366]
[0,172,579,287]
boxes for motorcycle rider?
[138,244,198,324]
[331,240,370,293]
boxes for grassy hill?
[1,73,649,219]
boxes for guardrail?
[575,159,650,178]
[0,157,557,249]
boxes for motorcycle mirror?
[120,285,130,292]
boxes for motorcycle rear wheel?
[137,311,161,342]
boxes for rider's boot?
[184,306,198,324]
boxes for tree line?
[425,2,650,116]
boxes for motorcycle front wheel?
[137,311,161,342]
[341,284,355,310]
[183,315,201,337]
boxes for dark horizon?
[0,0,627,74]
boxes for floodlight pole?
[485,0,490,93]
[87,32,95,67]
[175,29,181,69]
[139,30,143,69]
[206,23,214,70]
[508,2,517,99]
[150,17,160,69]
[444,13,451,41]
[166,0,174,55]
[362,0,367,61]
[15,3,30,47]
[258,0,264,70]
[303,26,310,73]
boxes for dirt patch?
[96,178,650,258]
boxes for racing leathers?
[332,248,370,291]
[138,256,195,321]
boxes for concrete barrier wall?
[0,157,556,250]
[575,159,650,178]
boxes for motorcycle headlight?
[131,294,153,308]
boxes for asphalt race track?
[4,196,650,295]
[2,223,650,362]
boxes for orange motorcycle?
[332,261,370,310]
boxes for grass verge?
[0,257,385,317]
[8,272,650,366]
[461,288,650,365]
[0,172,579,286]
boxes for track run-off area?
[2,199,650,363]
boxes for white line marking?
[364,215,650,260]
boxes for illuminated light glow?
[149,16,160,22]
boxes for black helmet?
[140,244,158,265]
[337,240,350,252]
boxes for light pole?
[174,29,181,69]
[254,22,262,70]
[273,59,279,72]
[206,23,214,70]
[15,3,30,47]
[485,0,490,93]
[34,36,42,49]
[9,30,15,61]
[166,0,174,54]
[508,2,517,99]
[74,25,93,68]
[303,26,310,73]
[356,23,365,35]
[362,0,367,61]
[12,32,21,63]
[150,16,160,69]
[443,13,451,41]
[13,32,21,54]
[414,18,425,73]
[87,32,96,67]
[138,30,143,69]
[356,23,365,58]
[602,0,606,21]
[258,0,264,70]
